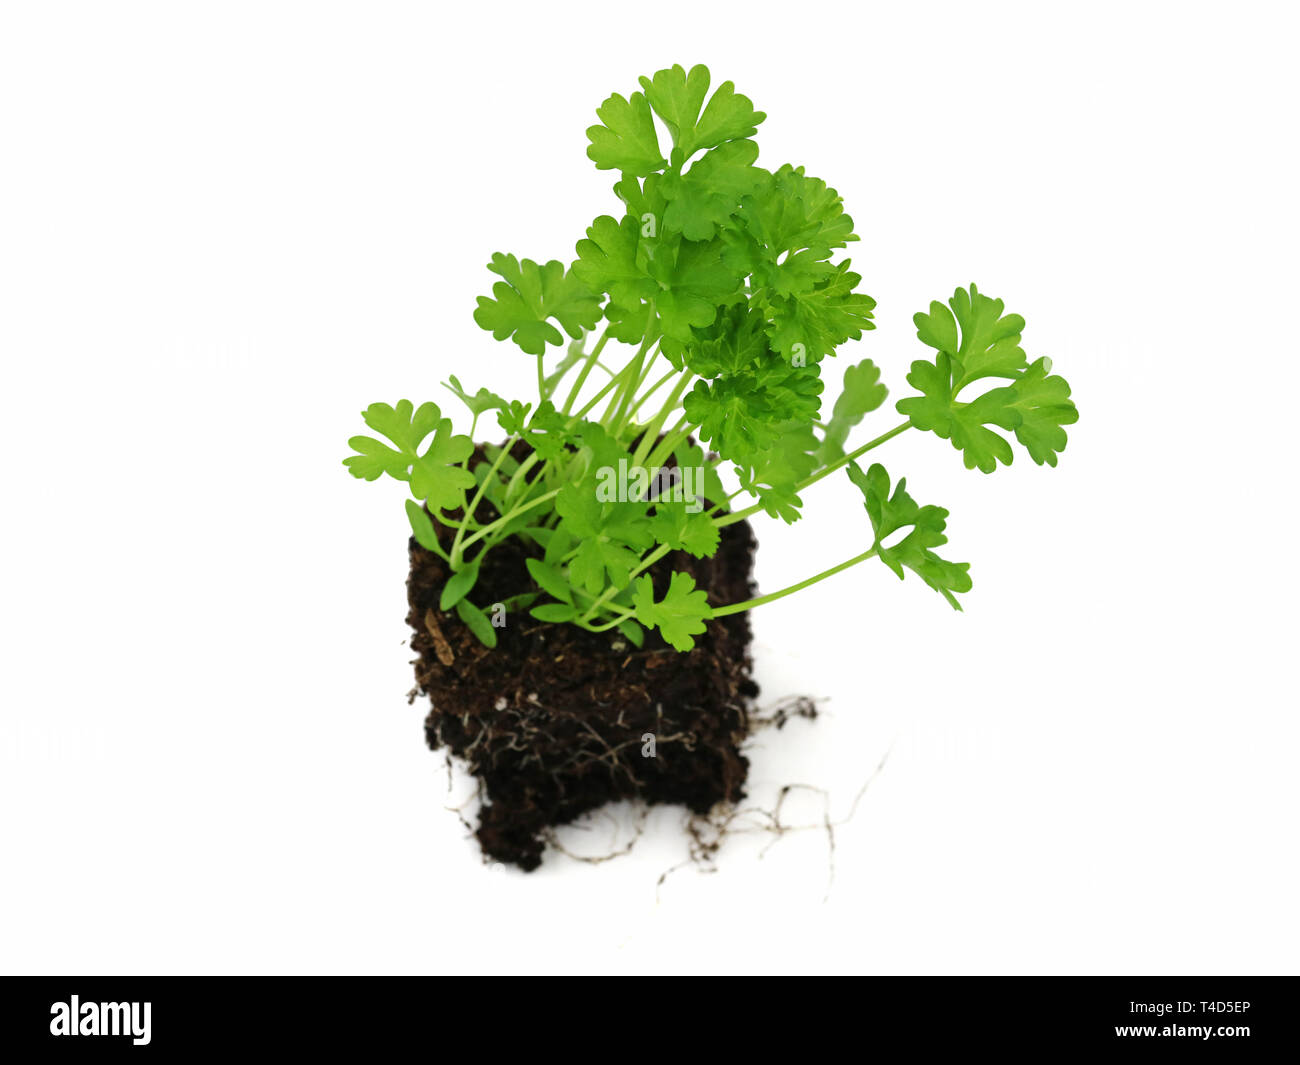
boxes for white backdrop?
[2,0,1297,975]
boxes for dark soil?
[406,447,759,871]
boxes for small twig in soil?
[422,609,455,666]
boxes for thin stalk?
[632,345,662,391]
[561,330,611,415]
[643,415,693,470]
[572,370,625,421]
[569,586,635,623]
[503,450,542,504]
[709,548,877,618]
[606,329,658,429]
[585,612,636,632]
[450,436,518,567]
[460,412,480,472]
[605,349,647,427]
[459,487,562,554]
[626,367,681,418]
[631,373,693,467]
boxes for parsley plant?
[345,64,1078,652]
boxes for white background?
[2,1,1297,975]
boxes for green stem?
[585,612,635,632]
[576,335,654,424]
[503,450,542,504]
[606,319,658,429]
[561,331,611,415]
[462,412,480,472]
[607,349,647,427]
[569,586,635,624]
[627,367,681,418]
[632,345,662,391]
[459,487,561,554]
[450,437,517,567]
[572,370,625,422]
[631,372,693,466]
[709,548,877,618]
[643,415,693,470]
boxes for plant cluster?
[345,64,1078,651]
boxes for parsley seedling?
[346,64,1078,652]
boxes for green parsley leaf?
[649,234,742,352]
[648,499,720,558]
[615,617,646,648]
[456,598,498,648]
[405,499,440,552]
[410,431,477,509]
[586,90,666,175]
[439,562,480,611]
[553,474,653,595]
[661,139,766,240]
[531,602,578,623]
[473,253,601,355]
[495,399,532,437]
[914,283,1027,388]
[522,400,573,462]
[344,400,443,482]
[345,400,475,510]
[442,375,508,419]
[640,64,765,158]
[573,215,656,306]
[525,557,573,604]
[632,571,712,652]
[688,304,768,377]
[570,538,642,595]
[735,422,820,523]
[898,285,1078,471]
[896,353,1020,473]
[731,164,857,283]
[1008,356,1079,467]
[763,260,876,362]
[848,461,971,610]
[683,349,823,466]
[818,358,887,462]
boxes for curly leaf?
[443,375,508,418]
[409,421,476,508]
[344,400,442,482]
[640,64,765,157]
[586,90,665,175]
[899,287,1078,471]
[914,283,1027,387]
[661,139,766,240]
[848,461,971,609]
[632,571,711,652]
[763,260,875,362]
[819,358,887,462]
[1008,357,1079,467]
[648,500,720,558]
[473,253,601,355]
[346,401,474,511]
